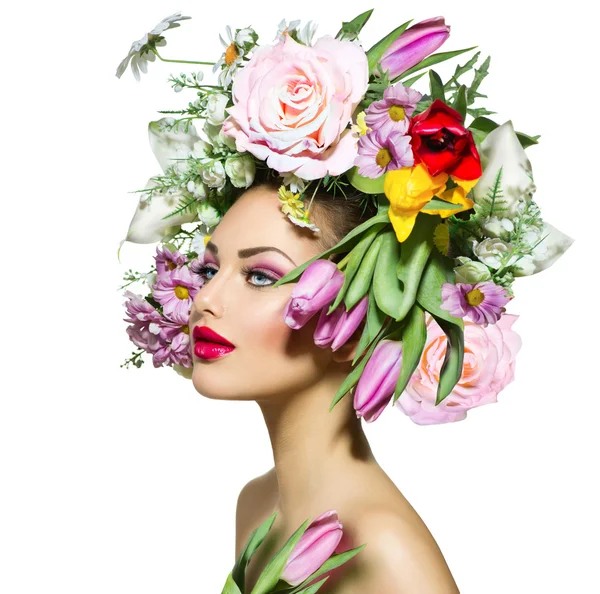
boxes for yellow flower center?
[167,260,176,270]
[204,234,211,246]
[182,325,190,334]
[225,43,239,66]
[376,148,392,169]
[174,285,190,300]
[388,105,406,122]
[465,288,484,306]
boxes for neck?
[256,367,376,520]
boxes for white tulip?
[473,121,536,219]
[197,203,222,227]
[148,118,200,172]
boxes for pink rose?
[395,313,522,425]
[222,33,369,180]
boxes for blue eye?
[195,265,277,288]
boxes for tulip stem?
[153,49,215,66]
[336,251,352,270]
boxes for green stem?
[336,251,352,270]
[153,49,215,66]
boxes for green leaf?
[444,50,481,90]
[395,213,438,322]
[221,572,243,594]
[401,70,427,88]
[469,116,539,148]
[344,230,384,311]
[393,303,427,404]
[516,131,540,148]
[335,9,374,40]
[366,19,413,75]
[286,544,367,594]
[428,70,445,102]
[293,576,330,593]
[250,519,311,594]
[328,225,386,313]
[421,198,464,211]
[346,166,386,194]
[452,84,468,121]
[352,283,387,366]
[232,512,278,589]
[432,314,464,405]
[468,55,490,102]
[373,228,404,319]
[272,214,390,287]
[415,252,464,328]
[395,46,477,82]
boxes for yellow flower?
[383,163,448,242]
[350,111,370,137]
[203,234,211,247]
[427,177,477,219]
[278,185,306,218]
[433,223,450,256]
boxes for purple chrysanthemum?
[155,245,189,279]
[152,328,192,368]
[440,281,510,327]
[152,266,200,324]
[365,84,422,138]
[355,129,414,179]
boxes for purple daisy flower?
[440,281,510,327]
[123,290,163,353]
[355,129,414,179]
[155,245,189,279]
[365,84,422,138]
[152,329,192,368]
[152,266,200,324]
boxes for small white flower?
[116,12,191,80]
[201,161,226,190]
[206,93,230,126]
[191,228,213,256]
[473,237,519,270]
[236,28,255,46]
[204,122,237,154]
[212,25,247,89]
[275,18,301,41]
[144,272,158,288]
[453,257,492,284]
[287,214,320,233]
[297,21,318,46]
[225,154,256,188]
[197,203,222,227]
[483,216,514,240]
[191,139,213,161]
[281,172,307,193]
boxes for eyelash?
[195,264,279,288]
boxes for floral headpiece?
[118,10,574,426]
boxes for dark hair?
[251,175,378,262]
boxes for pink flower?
[281,510,344,586]
[222,34,369,180]
[355,129,413,178]
[441,281,510,327]
[364,83,422,138]
[313,296,368,351]
[152,266,200,324]
[155,245,188,279]
[395,313,522,425]
[354,339,403,423]
[283,260,345,330]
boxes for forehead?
[208,186,322,263]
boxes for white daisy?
[212,25,248,89]
[287,214,320,233]
[116,12,191,81]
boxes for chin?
[191,362,250,402]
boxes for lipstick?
[193,326,235,360]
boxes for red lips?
[193,326,235,360]
[193,326,234,347]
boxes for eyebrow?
[205,241,297,266]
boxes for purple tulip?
[283,260,345,330]
[379,17,450,80]
[314,296,368,351]
[281,510,344,586]
[354,339,403,423]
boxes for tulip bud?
[379,17,450,80]
[281,510,343,586]
[354,339,402,422]
[330,296,368,352]
[283,260,345,330]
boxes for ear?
[331,319,366,365]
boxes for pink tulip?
[314,296,368,351]
[283,260,345,330]
[354,339,403,423]
[281,510,344,586]
[379,17,450,80]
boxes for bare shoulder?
[234,468,278,558]
[331,507,459,594]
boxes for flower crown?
[118,10,574,426]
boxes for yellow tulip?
[383,163,448,242]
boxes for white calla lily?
[148,118,200,172]
[513,221,574,276]
[123,180,198,244]
[473,121,535,218]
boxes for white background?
[1,0,598,592]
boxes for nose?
[191,270,227,319]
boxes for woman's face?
[189,185,344,402]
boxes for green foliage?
[335,9,374,41]
[472,167,509,222]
